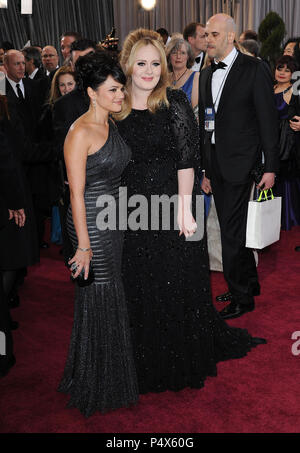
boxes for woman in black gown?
[116,29,265,395]
[58,52,138,417]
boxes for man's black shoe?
[0,356,16,379]
[219,301,255,320]
[40,241,49,249]
[9,320,19,330]
[8,295,20,309]
[216,291,232,302]
[295,246,300,252]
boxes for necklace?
[172,68,188,86]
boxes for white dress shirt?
[29,67,39,79]
[6,76,25,98]
[211,47,238,144]
[192,52,204,72]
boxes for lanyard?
[212,52,238,111]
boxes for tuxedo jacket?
[288,94,300,170]
[52,88,90,159]
[32,67,47,80]
[0,119,25,229]
[5,77,42,139]
[198,52,279,183]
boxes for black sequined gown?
[117,89,265,394]
[58,121,138,417]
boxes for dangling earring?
[93,98,97,120]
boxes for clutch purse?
[68,259,95,287]
[251,163,265,185]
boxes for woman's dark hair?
[275,55,298,73]
[75,50,126,93]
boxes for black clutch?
[68,260,95,287]
[251,163,265,185]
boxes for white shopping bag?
[246,190,282,249]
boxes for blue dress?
[274,88,300,231]
[180,71,196,103]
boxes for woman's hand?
[290,116,300,132]
[68,248,93,280]
[178,208,197,239]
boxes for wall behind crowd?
[114,0,300,45]
[1,0,300,52]
[0,0,113,52]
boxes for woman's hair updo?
[75,51,126,94]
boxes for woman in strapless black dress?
[58,53,138,417]
[115,29,266,395]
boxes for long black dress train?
[117,89,265,394]
[58,121,138,417]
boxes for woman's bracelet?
[77,247,91,252]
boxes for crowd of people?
[0,14,299,418]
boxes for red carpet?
[0,227,300,433]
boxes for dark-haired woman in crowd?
[115,29,265,396]
[273,55,300,230]
[58,52,138,417]
[283,38,300,67]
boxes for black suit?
[5,77,52,244]
[288,94,300,171]
[52,88,89,263]
[0,121,25,374]
[199,52,279,303]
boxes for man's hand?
[201,175,212,194]
[290,116,300,132]
[15,209,26,227]
[257,173,275,191]
[9,209,26,227]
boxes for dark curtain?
[0,0,114,56]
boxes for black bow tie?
[211,60,227,73]
[195,56,201,64]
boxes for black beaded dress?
[117,89,265,394]
[58,121,139,417]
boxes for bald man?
[42,45,59,76]
[199,14,279,319]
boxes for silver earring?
[93,98,96,109]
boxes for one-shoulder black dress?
[117,89,265,394]
[58,121,138,417]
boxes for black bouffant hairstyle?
[276,55,298,74]
[75,51,126,93]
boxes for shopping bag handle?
[257,189,274,202]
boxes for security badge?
[205,107,215,132]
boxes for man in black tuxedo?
[183,22,207,71]
[23,46,45,80]
[199,14,279,319]
[289,91,300,252]
[0,107,25,377]
[4,50,49,247]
